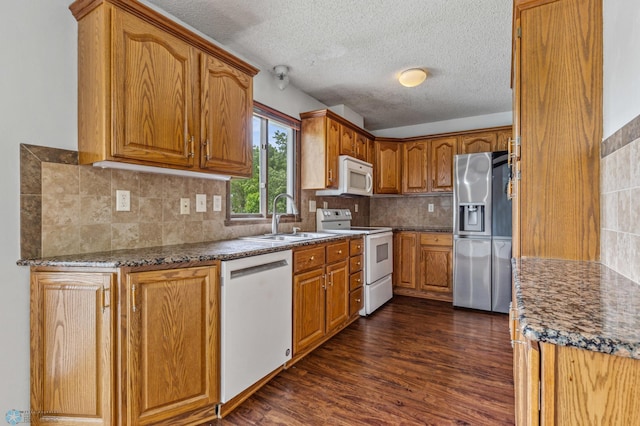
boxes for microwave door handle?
[366,173,373,192]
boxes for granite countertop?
[391,226,453,233]
[17,234,351,269]
[513,257,640,359]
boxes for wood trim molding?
[375,125,513,144]
[69,0,259,76]
[299,109,375,140]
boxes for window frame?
[225,101,301,224]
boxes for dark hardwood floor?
[214,296,515,425]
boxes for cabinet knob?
[357,278,361,283]
[356,298,361,303]
[338,250,343,254]
[310,255,315,261]
[357,261,361,266]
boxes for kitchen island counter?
[513,257,640,359]
[17,234,351,268]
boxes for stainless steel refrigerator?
[453,151,512,313]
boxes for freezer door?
[491,238,512,313]
[453,238,491,311]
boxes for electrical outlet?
[309,200,316,213]
[428,203,434,213]
[322,201,328,209]
[354,203,359,213]
[196,194,207,212]
[116,190,130,212]
[213,195,222,212]
[180,198,190,215]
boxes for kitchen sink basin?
[240,232,334,243]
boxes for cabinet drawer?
[349,286,364,317]
[349,238,363,256]
[420,233,452,246]
[349,255,363,273]
[293,245,326,273]
[326,241,349,263]
[349,271,364,291]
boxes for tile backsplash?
[601,124,640,284]
[370,195,453,229]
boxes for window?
[229,102,300,219]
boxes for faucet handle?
[292,227,301,234]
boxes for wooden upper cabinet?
[402,141,429,193]
[200,54,253,177]
[354,133,369,161]
[430,137,456,192]
[113,10,197,168]
[340,125,356,157]
[495,130,512,152]
[71,0,258,177]
[459,132,496,154]
[374,141,402,194]
[301,110,374,189]
[126,266,219,425]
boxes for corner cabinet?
[30,264,220,426]
[70,0,257,178]
[402,137,457,194]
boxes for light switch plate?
[196,194,207,212]
[428,203,434,213]
[309,199,316,213]
[213,195,222,212]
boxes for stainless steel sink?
[239,232,334,243]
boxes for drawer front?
[349,255,363,273]
[293,245,326,273]
[326,240,349,264]
[349,238,364,256]
[349,271,364,291]
[349,286,364,317]
[420,233,453,247]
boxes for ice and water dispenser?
[458,203,485,232]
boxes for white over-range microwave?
[316,155,373,197]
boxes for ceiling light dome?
[398,68,427,87]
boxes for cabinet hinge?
[517,27,522,38]
[515,136,521,146]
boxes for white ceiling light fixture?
[398,68,428,88]
[273,65,290,90]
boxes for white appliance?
[316,208,393,315]
[220,250,293,403]
[316,155,373,197]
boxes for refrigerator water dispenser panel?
[459,204,485,232]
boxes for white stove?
[316,209,393,316]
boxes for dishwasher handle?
[229,259,289,280]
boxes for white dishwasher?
[220,250,292,403]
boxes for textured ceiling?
[146,0,513,131]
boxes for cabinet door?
[326,118,341,188]
[354,133,369,161]
[293,268,326,355]
[201,54,253,177]
[113,10,197,167]
[402,141,429,193]
[430,137,456,192]
[418,246,452,293]
[394,232,417,289]
[30,271,114,426]
[513,322,540,426]
[495,130,512,152]
[459,132,496,154]
[325,260,349,334]
[375,141,401,194]
[340,125,355,157]
[126,266,219,425]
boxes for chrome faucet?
[271,193,298,235]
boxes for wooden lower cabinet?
[348,238,364,318]
[30,264,220,426]
[292,239,356,363]
[393,231,453,301]
[30,271,115,426]
[510,309,640,425]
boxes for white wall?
[603,0,640,138]
[0,0,78,412]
